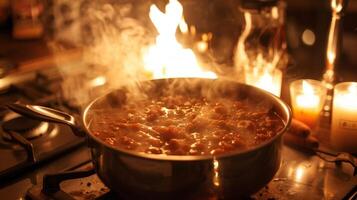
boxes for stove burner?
[2,116,51,140]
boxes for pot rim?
[82,78,292,161]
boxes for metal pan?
[8,78,292,199]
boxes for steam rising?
[233,2,287,97]
[52,0,218,109]
[50,0,279,111]
[53,1,153,108]
[88,78,275,120]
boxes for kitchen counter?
[0,31,51,64]
[0,31,81,76]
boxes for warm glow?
[196,41,208,53]
[213,159,220,187]
[254,70,282,97]
[334,84,357,109]
[290,79,324,128]
[143,0,216,79]
[302,29,315,46]
[89,76,107,87]
[179,17,188,34]
[235,11,283,97]
[245,68,282,97]
[296,81,320,108]
[331,82,357,153]
[327,51,336,66]
[331,0,343,13]
[349,84,357,92]
[295,165,305,182]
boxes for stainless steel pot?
[8,78,292,199]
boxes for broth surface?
[89,95,284,155]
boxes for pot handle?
[7,103,86,137]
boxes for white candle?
[331,82,357,153]
[290,79,326,128]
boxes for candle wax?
[331,87,357,153]
[293,93,320,128]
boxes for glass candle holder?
[331,82,357,153]
[290,79,326,129]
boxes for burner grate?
[26,163,357,200]
[27,163,112,200]
[2,116,52,140]
[0,70,85,181]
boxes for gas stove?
[0,68,85,179]
[0,67,356,200]
[7,146,357,200]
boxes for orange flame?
[143,0,216,79]
[235,11,283,97]
[245,67,282,97]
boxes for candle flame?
[297,81,319,108]
[143,0,216,79]
[331,0,343,13]
[302,80,315,95]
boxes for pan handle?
[7,103,86,137]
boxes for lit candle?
[331,82,357,153]
[290,79,326,128]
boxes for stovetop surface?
[0,66,86,181]
[0,64,355,199]
[1,144,356,200]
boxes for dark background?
[0,0,356,81]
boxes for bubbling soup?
[89,94,284,156]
